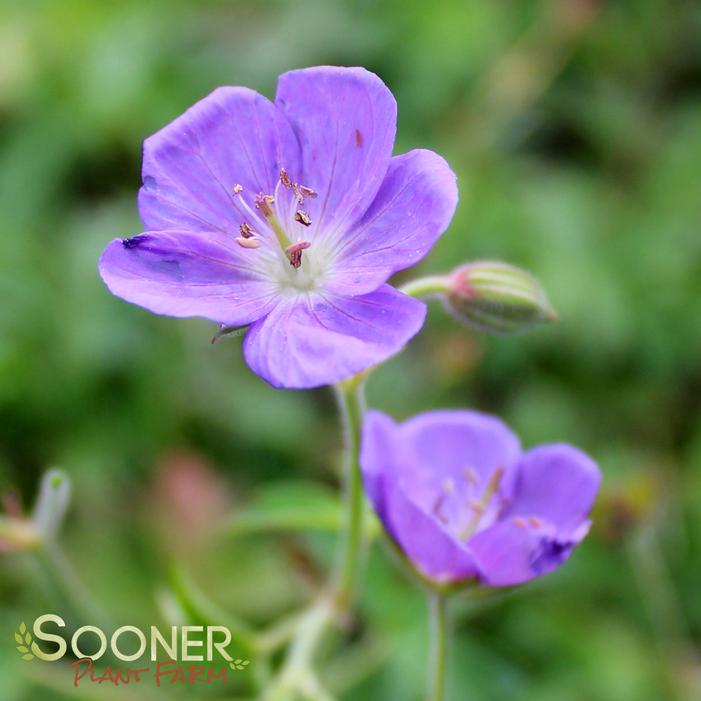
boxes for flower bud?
[445,261,556,335]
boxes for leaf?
[225,481,344,535]
[24,632,32,645]
[19,623,26,634]
[22,654,34,661]
[16,645,28,654]
[225,480,381,539]
[14,633,22,644]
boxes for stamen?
[298,185,317,199]
[460,466,504,541]
[529,516,542,529]
[294,210,312,227]
[285,240,311,269]
[464,467,479,486]
[432,480,454,524]
[280,168,292,189]
[239,222,255,238]
[513,517,528,529]
[280,167,318,205]
[236,236,261,249]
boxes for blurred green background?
[1,0,701,699]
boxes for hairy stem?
[427,593,450,701]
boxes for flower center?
[232,168,321,291]
[432,466,505,541]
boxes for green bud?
[444,261,556,335]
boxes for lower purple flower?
[360,410,601,587]
[98,66,458,389]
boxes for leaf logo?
[229,658,251,671]
[15,622,34,661]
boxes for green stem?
[260,374,369,700]
[262,598,335,701]
[400,275,451,299]
[285,599,334,677]
[427,593,450,701]
[333,375,367,611]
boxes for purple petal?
[395,411,522,523]
[399,410,522,484]
[139,87,299,234]
[504,444,601,533]
[99,231,278,326]
[242,285,425,389]
[382,481,479,583]
[469,518,589,587]
[328,150,459,294]
[360,410,404,512]
[275,66,396,241]
[360,411,477,583]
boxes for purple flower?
[360,410,600,587]
[98,66,458,389]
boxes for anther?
[239,222,255,239]
[513,517,528,529]
[232,184,243,195]
[285,240,311,269]
[529,516,542,529]
[433,484,454,525]
[294,210,312,227]
[464,467,479,486]
[280,169,292,189]
[291,184,304,203]
[442,478,455,495]
[236,236,261,249]
[298,185,317,199]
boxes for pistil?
[459,466,504,541]
[255,193,293,250]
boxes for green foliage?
[227,481,345,535]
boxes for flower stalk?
[333,373,368,610]
[400,275,452,299]
[428,592,450,701]
[259,373,369,700]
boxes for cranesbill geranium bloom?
[360,410,600,587]
[98,66,458,389]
